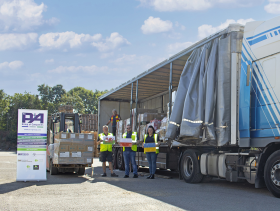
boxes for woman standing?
[142,125,160,179]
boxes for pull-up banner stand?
[17,109,48,181]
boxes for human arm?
[106,119,111,125]
[97,136,102,145]
[156,134,160,147]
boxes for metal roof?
[99,24,244,102]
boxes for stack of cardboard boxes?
[81,114,98,132]
[58,105,73,113]
[53,132,94,164]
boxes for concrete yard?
[0,151,279,211]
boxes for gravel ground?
[0,151,279,211]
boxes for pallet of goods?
[51,132,94,164]
[58,105,73,113]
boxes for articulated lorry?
[98,16,280,197]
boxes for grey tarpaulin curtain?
[179,38,219,146]
[165,29,244,146]
[165,48,202,140]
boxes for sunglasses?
[126,128,131,129]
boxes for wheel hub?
[271,163,280,187]
[183,156,193,177]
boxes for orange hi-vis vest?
[111,115,120,124]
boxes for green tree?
[0,90,10,131]
[60,92,85,113]
[68,87,108,114]
[37,84,66,113]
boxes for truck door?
[241,17,280,146]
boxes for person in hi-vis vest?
[122,124,139,178]
[106,109,121,137]
[97,125,118,177]
[142,125,160,179]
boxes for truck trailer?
[98,16,280,197]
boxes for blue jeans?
[123,151,138,176]
[146,152,157,175]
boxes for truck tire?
[78,167,85,175]
[50,161,58,175]
[117,148,125,170]
[180,149,203,183]
[264,150,280,198]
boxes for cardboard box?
[82,151,94,157]
[84,158,93,164]
[86,145,93,152]
[86,134,94,140]
[77,133,85,139]
[76,145,85,151]
[59,145,69,152]
[59,139,72,145]
[69,133,76,139]
[60,132,69,139]
[69,145,77,152]
[71,152,82,157]
[59,152,70,157]
[84,139,94,146]
[72,139,83,145]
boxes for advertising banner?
[17,109,48,181]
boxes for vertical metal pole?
[98,100,100,134]
[169,62,173,118]
[135,80,139,131]
[130,82,133,126]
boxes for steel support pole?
[169,62,173,118]
[130,82,133,125]
[135,80,139,131]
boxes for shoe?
[150,174,155,179]
[111,173,119,177]
[101,173,107,177]
[133,174,138,178]
[124,175,129,178]
[146,174,152,179]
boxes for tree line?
[0,84,108,142]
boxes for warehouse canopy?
[99,29,225,102]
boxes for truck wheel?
[180,149,203,183]
[117,148,125,170]
[50,161,58,175]
[264,150,280,198]
[78,167,85,175]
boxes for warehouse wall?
[139,93,169,114]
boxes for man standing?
[106,109,121,137]
[122,124,138,178]
[97,125,118,177]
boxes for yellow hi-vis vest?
[122,132,137,152]
[99,133,113,152]
[144,134,159,154]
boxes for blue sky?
[0,0,279,95]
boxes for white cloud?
[167,42,193,53]
[198,18,254,39]
[39,31,102,50]
[48,65,109,75]
[111,54,136,65]
[0,33,37,50]
[0,60,24,69]
[0,0,58,31]
[141,16,173,34]
[39,31,130,53]
[139,0,262,11]
[264,0,280,14]
[92,32,130,52]
[45,59,54,64]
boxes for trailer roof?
[99,24,244,102]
